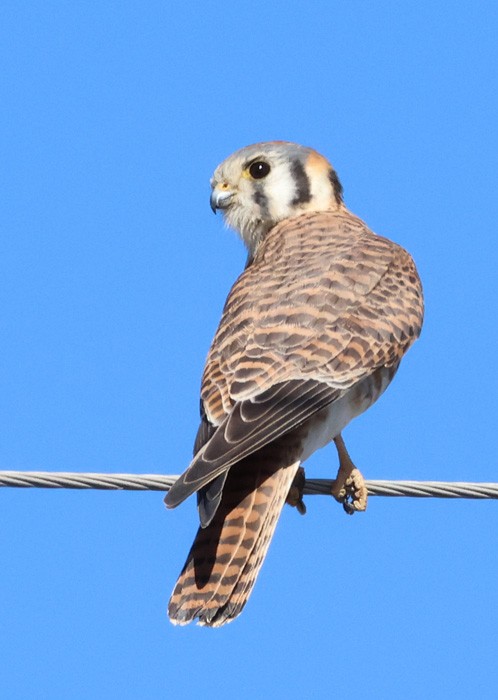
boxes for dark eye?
[248,160,271,179]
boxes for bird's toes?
[331,467,368,515]
[286,466,307,515]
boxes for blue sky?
[1,2,497,698]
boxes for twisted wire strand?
[0,471,497,499]
[304,479,498,499]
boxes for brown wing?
[202,209,423,416]
[165,378,339,517]
[166,210,423,517]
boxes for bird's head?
[210,141,344,255]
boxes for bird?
[164,141,424,626]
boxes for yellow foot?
[286,466,307,515]
[331,434,368,515]
[331,467,368,515]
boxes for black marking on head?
[328,168,344,204]
[253,186,270,218]
[290,159,311,206]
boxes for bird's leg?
[286,466,307,515]
[331,434,368,515]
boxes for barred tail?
[168,448,300,627]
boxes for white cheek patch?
[309,172,334,210]
[267,165,296,221]
[238,180,262,219]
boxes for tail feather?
[206,473,293,626]
[168,446,300,627]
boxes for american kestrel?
[165,141,424,626]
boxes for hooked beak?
[210,186,236,214]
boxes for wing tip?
[163,484,181,509]
[164,472,199,510]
